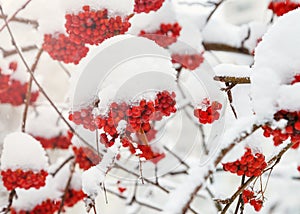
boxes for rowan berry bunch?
[140,23,182,47]
[64,189,86,208]
[11,199,60,214]
[72,146,101,170]
[0,62,39,106]
[171,53,204,70]
[268,0,300,16]
[69,106,97,131]
[242,189,263,212]
[1,169,48,190]
[262,74,300,148]
[134,0,165,13]
[65,5,132,46]
[194,98,222,124]
[33,131,73,149]
[222,148,267,177]
[42,33,89,64]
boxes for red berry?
[134,0,165,13]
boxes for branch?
[1,189,16,214]
[214,76,251,84]
[22,48,43,132]
[203,42,252,55]
[206,0,224,23]
[0,45,38,58]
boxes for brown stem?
[0,45,38,58]
[2,189,16,214]
[234,175,245,214]
[58,161,76,214]
[214,76,251,84]
[50,156,75,177]
[21,48,43,132]
[206,0,224,23]
[203,42,252,55]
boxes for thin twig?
[206,0,224,23]
[2,189,16,214]
[21,48,43,132]
[51,156,74,177]
[58,62,71,78]
[0,45,37,58]
[203,42,252,55]
[234,175,245,214]
[214,76,251,84]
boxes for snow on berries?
[139,23,181,48]
[0,132,49,190]
[27,105,73,149]
[268,0,300,16]
[0,62,39,106]
[65,5,132,46]
[171,53,204,70]
[134,0,165,13]
[43,33,89,64]
[194,98,222,124]
[222,148,267,177]
[11,199,61,214]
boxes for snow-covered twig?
[0,45,37,58]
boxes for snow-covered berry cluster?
[242,189,263,212]
[171,53,204,70]
[222,148,267,177]
[140,23,181,47]
[0,62,39,106]
[64,189,86,207]
[1,169,48,190]
[268,0,300,16]
[262,75,300,148]
[43,34,89,65]
[72,146,101,170]
[65,5,132,46]
[11,199,60,214]
[194,98,222,124]
[134,0,165,13]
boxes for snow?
[128,1,177,34]
[0,132,48,171]
[244,21,268,51]
[251,8,300,120]
[26,105,69,139]
[214,63,251,77]
[202,18,249,48]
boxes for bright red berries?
[223,148,267,177]
[1,169,48,190]
[64,189,86,207]
[34,131,73,149]
[242,189,263,212]
[291,74,300,85]
[69,106,97,132]
[0,63,39,106]
[268,0,300,16]
[72,146,101,170]
[140,23,182,47]
[134,0,165,13]
[65,6,132,45]
[11,199,61,214]
[262,110,300,149]
[171,53,204,70]
[194,99,222,124]
[43,34,89,64]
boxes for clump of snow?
[251,9,300,120]
[1,132,48,171]
[128,1,177,34]
[26,105,69,139]
[202,18,249,48]
[244,21,268,51]
[214,64,251,77]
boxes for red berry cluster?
[72,146,101,170]
[43,34,89,65]
[268,0,300,16]
[222,148,267,177]
[64,189,86,208]
[69,106,97,131]
[65,5,132,46]
[140,23,182,47]
[291,74,300,84]
[194,99,222,124]
[0,62,39,106]
[262,110,300,149]
[34,131,73,149]
[171,53,204,70]
[242,189,263,212]
[11,199,61,214]
[134,0,165,13]
[129,143,165,164]
[1,169,48,190]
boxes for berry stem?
[234,175,245,214]
[1,189,16,214]
[0,45,37,58]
